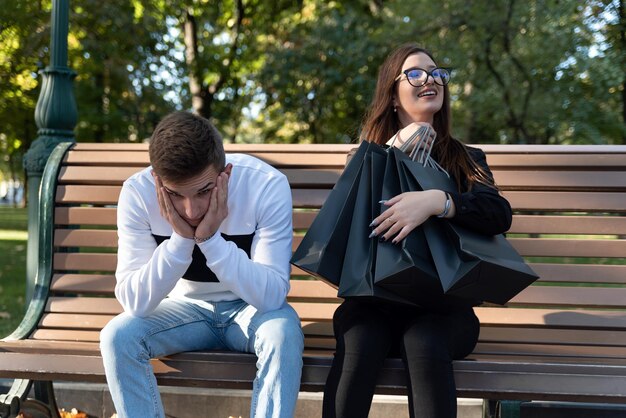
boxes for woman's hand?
[370,190,447,243]
[386,122,436,153]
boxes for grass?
[0,206,27,338]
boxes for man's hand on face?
[194,165,231,241]
[153,173,196,239]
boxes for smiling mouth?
[417,90,437,98]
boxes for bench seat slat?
[40,313,113,330]
[30,329,102,342]
[2,350,626,402]
[479,326,626,347]
[475,307,626,329]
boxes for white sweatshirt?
[114,153,293,317]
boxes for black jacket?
[447,147,512,236]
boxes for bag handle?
[391,126,451,178]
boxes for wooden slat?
[0,339,101,354]
[56,185,120,205]
[64,151,150,166]
[56,185,333,208]
[293,211,318,229]
[55,207,117,226]
[511,238,626,258]
[46,297,121,315]
[492,171,626,191]
[54,229,118,248]
[59,166,342,187]
[51,274,116,294]
[39,313,113,330]
[472,342,626,361]
[43,297,342,323]
[531,264,626,284]
[510,215,626,235]
[475,307,626,329]
[287,280,338,301]
[510,286,626,309]
[503,191,626,212]
[54,253,117,271]
[478,326,626,347]
[30,329,102,342]
[485,153,626,169]
[474,144,626,153]
[69,142,626,154]
[58,166,144,185]
[171,189,626,213]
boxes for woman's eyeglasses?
[395,67,451,87]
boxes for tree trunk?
[183,9,209,118]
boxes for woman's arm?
[447,147,512,235]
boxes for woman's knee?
[402,320,449,361]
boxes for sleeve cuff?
[167,232,196,251]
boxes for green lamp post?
[22,0,77,303]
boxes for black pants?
[322,298,480,418]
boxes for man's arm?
[115,181,194,317]
[196,174,293,313]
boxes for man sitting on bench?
[100,111,304,418]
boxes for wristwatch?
[193,232,216,244]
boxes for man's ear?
[223,163,233,176]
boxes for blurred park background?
[0,0,625,334]
[1,0,625,207]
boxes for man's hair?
[149,111,225,182]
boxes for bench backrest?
[27,142,626,359]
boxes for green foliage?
[0,207,27,338]
[0,0,624,162]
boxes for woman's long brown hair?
[360,44,496,192]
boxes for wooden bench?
[1,142,625,418]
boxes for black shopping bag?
[399,154,539,305]
[337,145,411,304]
[290,141,370,287]
[371,146,443,307]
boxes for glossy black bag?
[368,146,443,307]
[337,142,446,307]
[399,153,539,305]
[290,141,371,287]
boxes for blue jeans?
[100,298,304,418]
